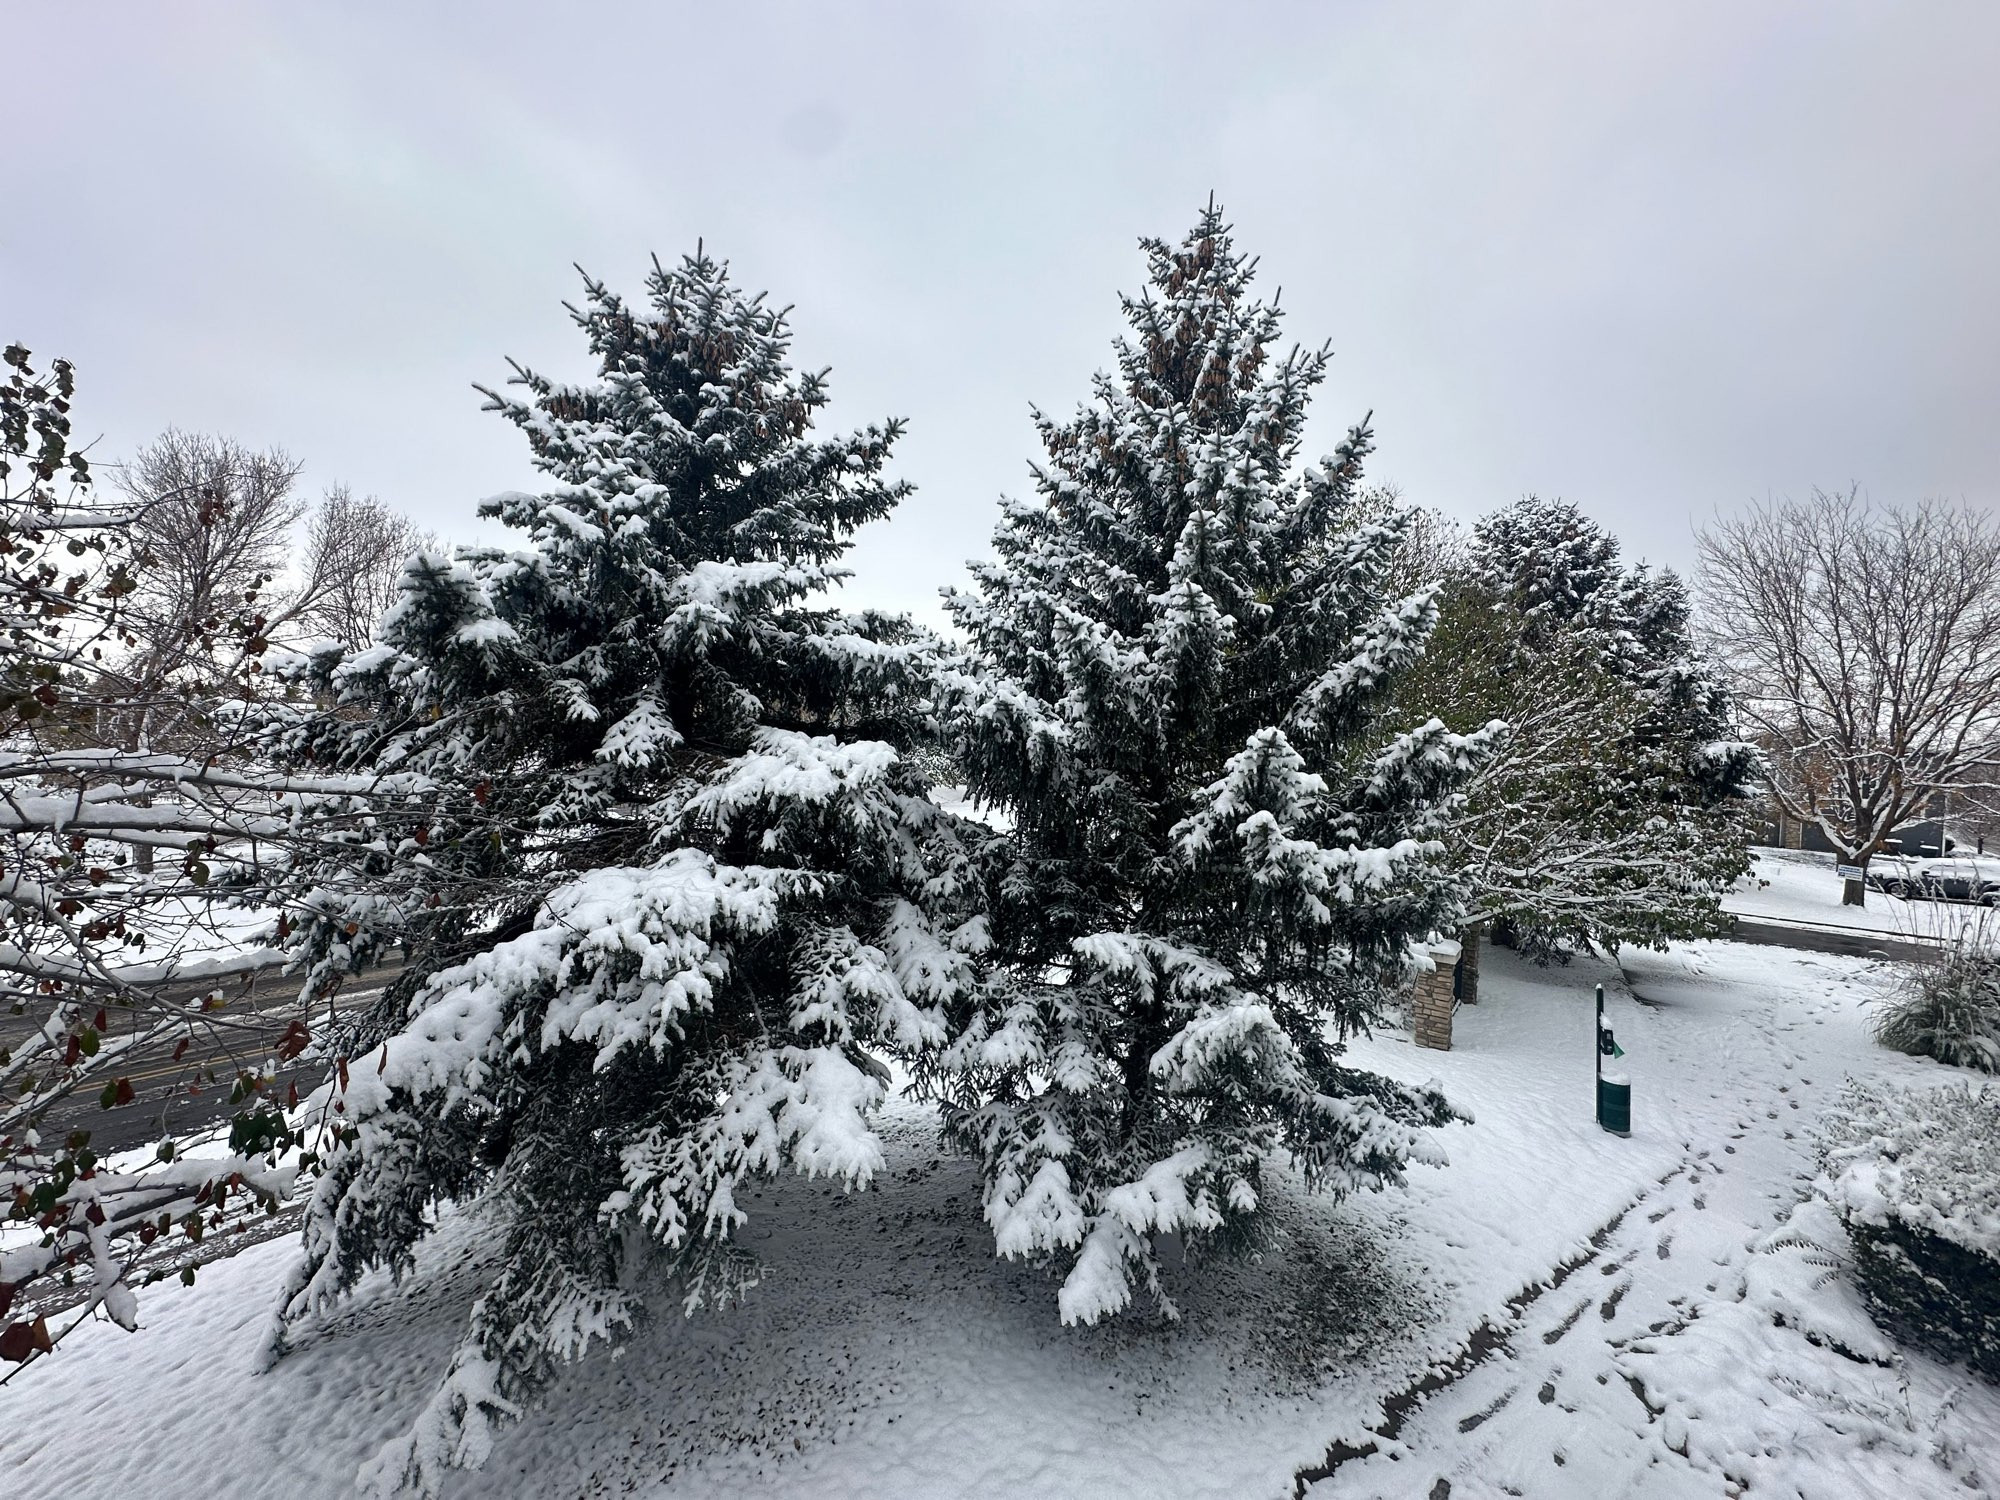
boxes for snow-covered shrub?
[1874,939,2000,1072]
[935,204,1489,1325]
[258,250,990,1495]
[1819,1079,2000,1379]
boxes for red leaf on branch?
[276,1020,311,1062]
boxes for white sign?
[1837,865,1865,879]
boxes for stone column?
[1457,921,1484,1004]
[1413,938,1462,1051]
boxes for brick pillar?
[1413,938,1461,1051]
[1457,921,1484,1004]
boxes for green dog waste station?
[1595,983,1631,1137]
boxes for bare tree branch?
[1698,490,2000,903]
[296,485,434,651]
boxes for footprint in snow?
[1599,1279,1631,1321]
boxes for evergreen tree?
[1614,563,1755,804]
[1468,494,1622,641]
[1472,495,1754,809]
[1402,496,1754,969]
[935,206,1489,1326]
[1472,500,1752,776]
[259,252,987,1496]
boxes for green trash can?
[1597,1071,1631,1137]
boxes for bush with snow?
[1819,1078,2000,1379]
[1874,938,2000,1073]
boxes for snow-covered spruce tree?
[1405,495,1755,968]
[1466,493,1622,643]
[1394,587,1746,968]
[934,206,1491,1325]
[1471,495,1751,797]
[258,251,987,1496]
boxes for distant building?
[1756,789,1968,858]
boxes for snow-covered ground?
[1724,847,1990,940]
[9,941,1999,1499]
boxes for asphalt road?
[1724,914,1941,963]
[9,965,406,1156]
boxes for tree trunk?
[1842,852,1869,907]
[132,798,155,875]
[128,703,155,875]
[1457,920,1484,1004]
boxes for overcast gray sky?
[8,1,1998,628]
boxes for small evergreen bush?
[1819,1079,2000,1379]
[1874,939,2000,1073]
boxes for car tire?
[1887,880,1913,898]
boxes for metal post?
[1594,982,1603,1125]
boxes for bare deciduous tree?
[0,355,331,1359]
[1699,490,2000,904]
[0,372,428,1362]
[1349,484,1469,596]
[116,429,305,695]
[296,485,431,650]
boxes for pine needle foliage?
[1398,495,1756,960]
[259,251,988,1495]
[936,206,1490,1326]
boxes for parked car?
[1867,853,1930,898]
[1866,852,2000,903]
[1923,854,2000,904]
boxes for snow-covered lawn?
[1725,847,1989,940]
[10,941,1999,1499]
